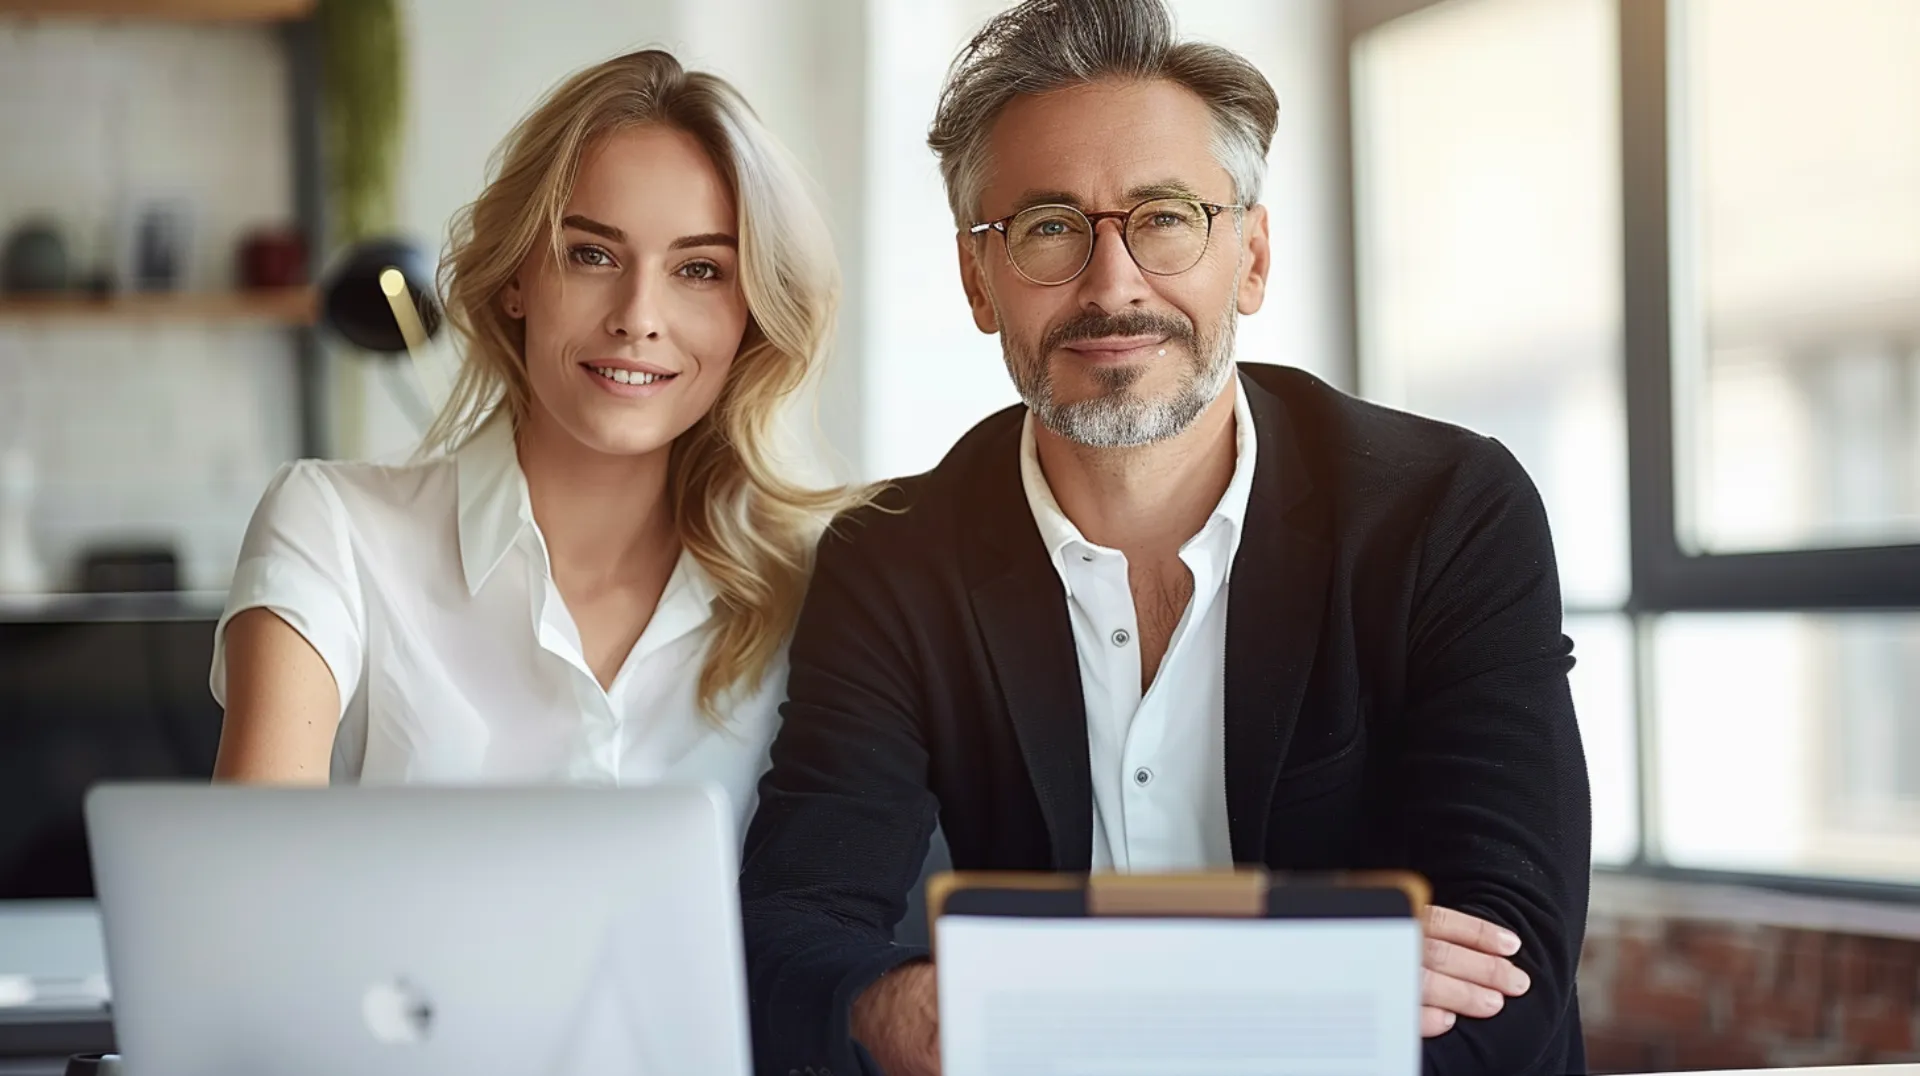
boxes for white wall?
[400,2,677,270]
[860,0,1016,482]
[1187,0,1346,390]
[673,0,870,482]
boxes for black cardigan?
[741,364,1591,1076]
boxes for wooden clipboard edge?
[1085,870,1269,917]
[927,868,1432,954]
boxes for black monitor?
[0,614,222,900]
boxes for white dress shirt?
[1019,374,1256,873]
[209,417,781,836]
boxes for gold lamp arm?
[377,266,431,360]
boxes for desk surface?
[1628,1060,1920,1068]
[0,1039,1915,1076]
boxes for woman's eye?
[678,261,724,282]
[568,245,614,268]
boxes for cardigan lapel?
[1223,373,1335,863]
[961,419,1095,872]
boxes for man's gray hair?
[927,0,1280,226]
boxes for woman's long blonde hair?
[424,49,864,720]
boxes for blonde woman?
[208,50,857,835]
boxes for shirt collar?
[1018,419,1085,574]
[631,546,721,661]
[1214,372,1259,542]
[455,414,537,596]
[1019,371,1259,572]
[455,415,723,614]
[666,545,719,610]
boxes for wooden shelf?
[0,287,316,326]
[0,0,314,20]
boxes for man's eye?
[1026,216,1082,239]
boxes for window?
[1567,613,1638,866]
[1671,0,1920,555]
[1351,0,1920,889]
[1655,613,1920,883]
[1353,0,1637,864]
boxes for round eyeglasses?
[968,197,1243,287]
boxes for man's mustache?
[1041,310,1198,356]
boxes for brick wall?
[1581,878,1920,1072]
[0,18,300,592]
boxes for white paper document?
[936,916,1422,1076]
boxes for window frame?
[1340,0,1920,898]
[1617,0,1920,612]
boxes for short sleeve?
[210,460,367,721]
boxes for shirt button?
[1134,767,1153,786]
[1111,629,1131,647]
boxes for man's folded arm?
[1400,438,1593,1076]
[740,508,940,1075]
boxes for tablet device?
[930,870,1428,1076]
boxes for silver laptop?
[84,784,752,1076]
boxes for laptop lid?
[84,783,750,1076]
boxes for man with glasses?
[741,1,1590,1073]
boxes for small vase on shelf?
[0,447,50,596]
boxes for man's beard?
[999,299,1239,449]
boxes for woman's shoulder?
[251,452,459,536]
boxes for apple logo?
[361,977,434,1046]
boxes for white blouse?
[209,418,782,836]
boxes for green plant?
[319,0,405,246]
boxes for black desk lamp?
[316,238,444,432]
[317,237,442,357]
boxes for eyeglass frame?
[966,197,1246,286]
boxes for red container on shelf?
[237,227,307,289]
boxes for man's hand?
[1422,905,1531,1036]
[851,960,941,1076]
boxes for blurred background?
[0,0,1916,1071]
